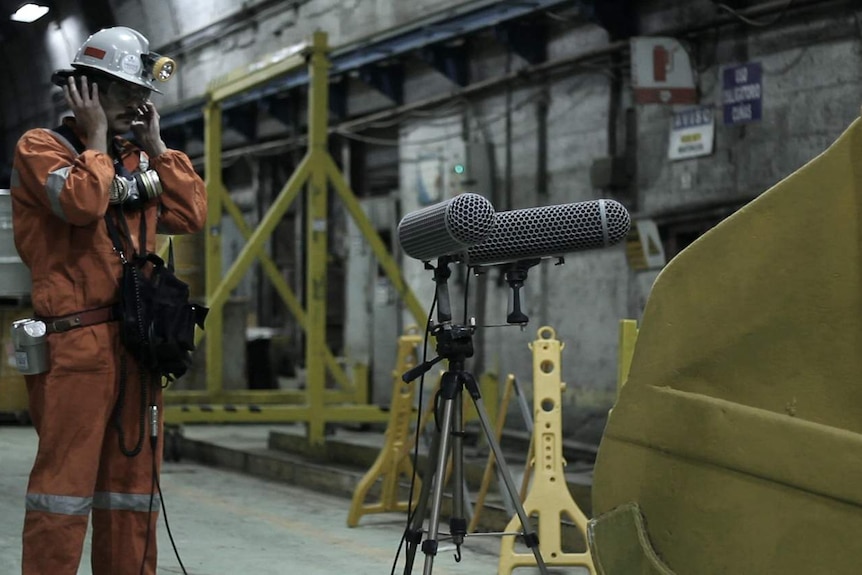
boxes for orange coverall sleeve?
[151,150,207,234]
[13,129,114,226]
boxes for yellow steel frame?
[164,31,428,448]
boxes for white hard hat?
[71,26,175,93]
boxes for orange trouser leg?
[91,358,163,575]
[21,326,118,575]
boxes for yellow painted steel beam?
[156,235,170,260]
[163,404,389,425]
[163,389,361,405]
[305,30,332,448]
[352,362,369,404]
[203,100,225,396]
[325,155,428,327]
[208,45,308,103]
[218,183,352,390]
[208,159,310,312]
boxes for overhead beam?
[494,19,547,65]
[419,41,470,87]
[159,0,572,125]
[577,0,638,39]
[358,62,404,105]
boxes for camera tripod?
[400,258,548,575]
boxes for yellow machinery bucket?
[590,116,862,574]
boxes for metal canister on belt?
[11,318,48,375]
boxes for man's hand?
[131,101,167,158]
[64,75,107,153]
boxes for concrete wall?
[2,0,860,443]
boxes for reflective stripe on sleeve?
[93,491,160,512]
[45,166,71,220]
[25,493,92,516]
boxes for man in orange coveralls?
[10,26,207,575]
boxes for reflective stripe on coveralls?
[25,494,92,516]
[45,166,71,220]
[25,492,161,515]
[93,491,161,512]
[38,127,81,222]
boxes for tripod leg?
[449,389,467,558]
[402,407,446,574]
[421,395,456,575]
[467,385,549,575]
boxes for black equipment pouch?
[51,124,208,381]
[106,206,208,381]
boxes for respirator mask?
[110,170,163,210]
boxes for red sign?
[631,37,697,105]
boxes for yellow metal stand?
[347,328,423,527]
[166,31,428,449]
[498,327,594,575]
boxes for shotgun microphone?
[462,199,631,266]
[397,193,496,262]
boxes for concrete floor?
[1,425,518,575]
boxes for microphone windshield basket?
[398,193,496,261]
[465,199,631,265]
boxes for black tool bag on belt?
[105,206,208,381]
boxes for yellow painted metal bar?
[499,326,594,574]
[325,154,427,328]
[163,389,361,405]
[352,363,369,404]
[203,100,225,396]
[208,158,310,312]
[218,182,351,390]
[209,48,307,103]
[617,319,639,398]
[156,235,170,260]
[305,30,331,448]
[164,404,390,425]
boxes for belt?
[39,305,118,334]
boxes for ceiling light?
[11,4,49,23]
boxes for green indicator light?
[453,164,465,174]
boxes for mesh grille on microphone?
[464,199,631,265]
[398,193,496,261]
[604,200,631,245]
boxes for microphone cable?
[390,291,437,575]
[139,399,188,575]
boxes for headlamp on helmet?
[55,27,177,94]
[144,53,176,83]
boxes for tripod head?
[432,323,474,364]
[402,257,476,382]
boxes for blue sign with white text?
[722,63,762,126]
